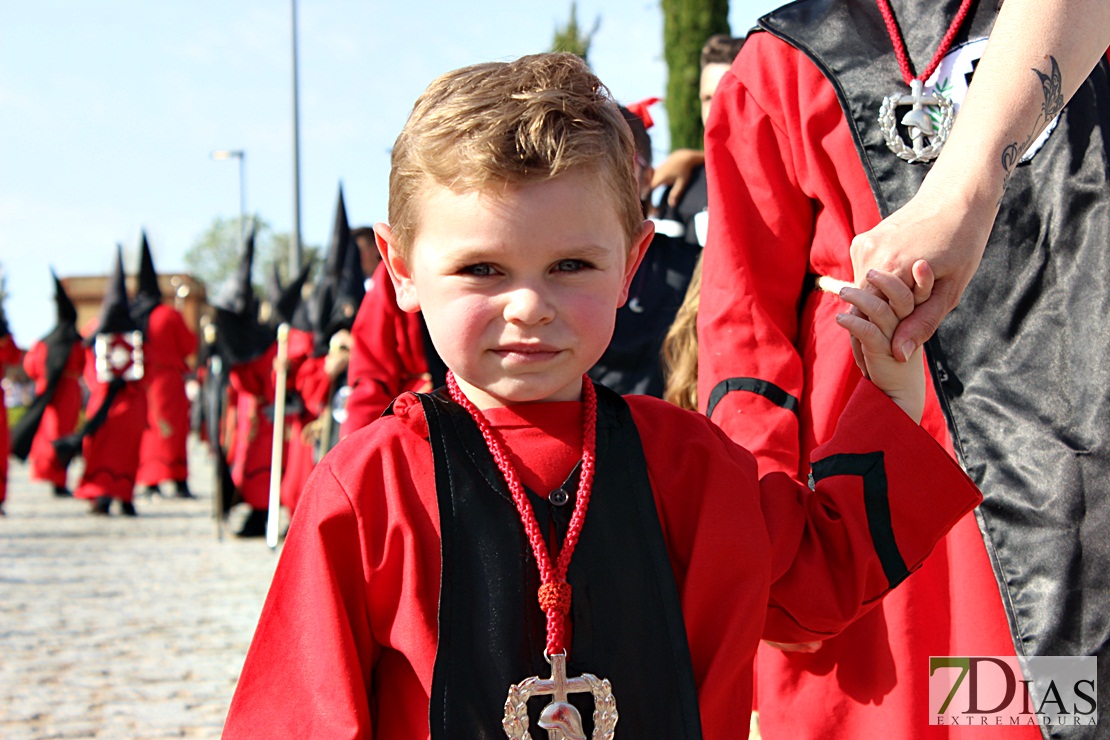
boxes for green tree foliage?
[551,1,600,63]
[662,0,730,150]
[184,215,318,299]
[184,215,255,291]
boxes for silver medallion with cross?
[878,78,955,163]
[502,652,618,740]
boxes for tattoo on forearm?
[1036,56,1065,120]
[1000,56,1063,183]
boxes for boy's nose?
[502,284,555,325]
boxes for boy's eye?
[554,259,590,273]
[461,263,495,276]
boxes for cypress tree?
[662,0,730,149]
[551,1,601,63]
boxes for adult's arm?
[698,33,879,477]
[650,148,705,208]
[851,0,1110,361]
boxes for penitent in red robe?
[0,335,24,505]
[136,304,197,487]
[23,339,85,488]
[341,263,431,437]
[225,381,980,739]
[698,31,1025,739]
[227,343,277,510]
[74,325,148,503]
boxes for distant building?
[62,273,207,361]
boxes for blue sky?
[0,0,781,344]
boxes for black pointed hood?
[86,246,137,346]
[326,184,352,284]
[312,184,364,355]
[265,262,282,319]
[137,231,162,301]
[44,269,81,350]
[0,274,9,340]
[325,226,365,332]
[51,269,78,328]
[290,280,316,334]
[211,224,259,317]
[268,259,313,328]
[211,224,274,365]
[130,230,163,333]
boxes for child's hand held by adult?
[836,269,926,424]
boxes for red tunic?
[698,32,1025,738]
[137,304,197,486]
[280,333,328,513]
[225,381,980,739]
[0,335,25,504]
[74,323,148,503]
[342,264,431,437]
[23,340,85,488]
[227,344,277,510]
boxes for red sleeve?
[225,398,442,739]
[758,380,980,643]
[0,335,23,366]
[343,264,429,436]
[23,341,47,387]
[224,464,377,737]
[229,345,278,402]
[295,355,331,417]
[697,33,882,476]
[630,386,980,737]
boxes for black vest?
[415,384,703,738]
[764,0,1110,726]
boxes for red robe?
[74,323,148,503]
[698,32,1026,738]
[225,381,980,739]
[137,304,197,486]
[0,335,24,505]
[227,344,277,510]
[341,263,431,437]
[23,340,85,488]
[279,328,326,513]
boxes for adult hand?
[324,329,352,380]
[650,149,705,208]
[849,185,997,363]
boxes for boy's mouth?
[493,343,562,362]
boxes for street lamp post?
[290,0,303,276]
[211,149,246,251]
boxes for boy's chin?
[457,374,586,408]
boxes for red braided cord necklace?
[446,371,597,657]
[876,0,975,85]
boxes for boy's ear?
[617,220,654,307]
[374,222,421,313]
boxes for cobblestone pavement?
[1,437,282,739]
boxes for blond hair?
[662,256,703,411]
[387,52,643,260]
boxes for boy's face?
[378,170,652,409]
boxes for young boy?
[224,53,979,739]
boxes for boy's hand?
[836,270,926,424]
